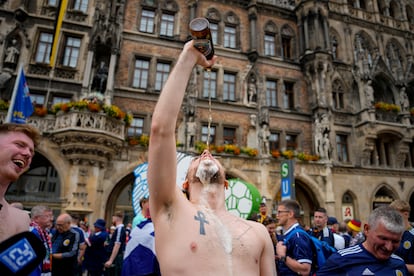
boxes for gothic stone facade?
[0,0,413,225]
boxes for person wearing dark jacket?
[52,213,80,276]
[84,219,109,276]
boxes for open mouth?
[13,159,25,168]
[196,159,219,185]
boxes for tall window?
[282,82,294,109]
[132,58,149,89]
[286,134,297,150]
[139,10,155,33]
[203,70,217,99]
[160,13,174,37]
[336,134,349,162]
[128,117,144,137]
[47,0,57,6]
[210,22,218,45]
[223,127,236,144]
[35,32,53,63]
[155,62,170,91]
[224,26,236,48]
[201,125,216,145]
[52,96,71,105]
[223,72,236,101]
[30,94,45,106]
[269,132,280,151]
[62,36,81,67]
[266,80,278,107]
[332,80,344,109]
[282,35,292,59]
[264,34,276,56]
[73,0,88,13]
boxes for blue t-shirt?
[394,228,414,267]
[278,223,313,276]
[317,244,408,276]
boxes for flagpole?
[45,0,68,106]
[5,63,23,123]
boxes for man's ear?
[363,223,369,235]
[224,180,229,190]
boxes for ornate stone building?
[0,0,413,225]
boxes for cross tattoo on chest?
[194,210,209,235]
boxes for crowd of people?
[1,40,413,276]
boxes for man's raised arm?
[148,41,215,217]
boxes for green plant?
[240,147,258,157]
[139,134,149,147]
[0,99,9,111]
[374,102,400,113]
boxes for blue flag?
[122,219,160,276]
[7,67,34,124]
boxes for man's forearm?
[108,243,121,263]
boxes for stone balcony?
[0,110,126,167]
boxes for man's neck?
[191,184,226,211]
[283,220,298,232]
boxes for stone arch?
[294,173,324,226]
[206,7,221,22]
[105,172,135,225]
[354,30,376,68]
[384,38,406,75]
[377,0,387,15]
[406,4,414,24]
[225,167,256,186]
[341,190,359,221]
[264,20,278,34]
[389,0,401,18]
[161,0,179,12]
[331,77,346,110]
[371,183,398,210]
[6,149,62,212]
[372,72,398,104]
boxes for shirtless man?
[0,123,40,243]
[148,40,277,276]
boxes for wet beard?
[195,159,219,186]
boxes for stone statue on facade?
[259,123,271,156]
[4,39,20,64]
[364,79,374,108]
[248,82,257,104]
[92,61,108,93]
[314,113,330,159]
[399,87,409,112]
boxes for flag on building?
[50,0,68,67]
[5,66,34,124]
[122,219,160,276]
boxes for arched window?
[280,25,295,60]
[341,192,355,221]
[332,79,345,110]
[223,11,240,49]
[389,0,400,18]
[206,8,221,46]
[264,21,278,57]
[406,5,414,24]
[385,39,405,73]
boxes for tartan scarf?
[30,221,52,272]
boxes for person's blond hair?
[389,200,411,213]
[0,123,40,146]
